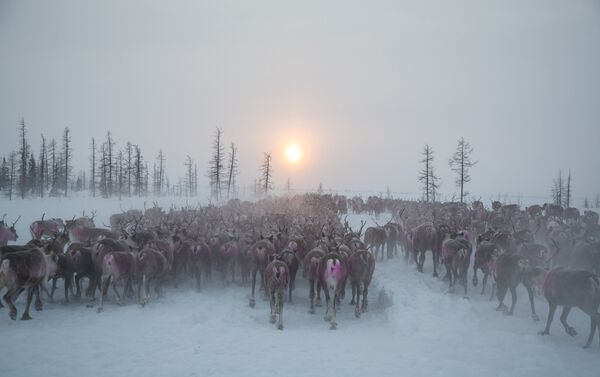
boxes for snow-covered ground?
[0,198,598,377]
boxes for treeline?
[0,120,246,200]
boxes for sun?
[286,144,302,163]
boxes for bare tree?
[17,117,29,199]
[285,177,291,195]
[551,170,563,206]
[105,132,115,197]
[226,142,238,199]
[208,127,225,200]
[184,155,196,197]
[448,137,477,203]
[418,144,440,202]
[155,149,166,196]
[564,169,572,208]
[62,127,71,197]
[8,152,17,200]
[260,152,273,196]
[39,134,47,198]
[89,137,97,197]
[133,145,144,196]
[0,157,8,192]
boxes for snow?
[0,197,599,377]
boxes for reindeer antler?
[12,215,21,228]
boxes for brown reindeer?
[409,223,440,277]
[97,251,137,312]
[303,248,325,314]
[137,247,169,306]
[248,238,275,308]
[0,215,20,246]
[348,249,375,317]
[0,247,56,320]
[264,258,290,330]
[539,268,600,348]
[318,252,348,329]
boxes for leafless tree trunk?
[448,137,477,203]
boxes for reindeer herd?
[0,195,599,348]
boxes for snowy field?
[0,197,598,377]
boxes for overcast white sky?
[1,0,599,202]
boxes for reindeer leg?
[560,307,577,336]
[582,310,598,349]
[97,275,110,313]
[269,289,276,324]
[309,279,316,314]
[249,268,257,308]
[350,282,356,306]
[472,265,479,287]
[432,251,439,278]
[481,272,489,295]
[21,286,36,320]
[505,286,517,316]
[34,285,43,311]
[5,288,21,320]
[354,283,361,318]
[316,282,322,307]
[362,281,369,312]
[50,277,57,303]
[277,290,284,330]
[525,283,539,322]
[323,288,331,322]
[140,275,148,306]
[330,290,338,329]
[539,303,557,335]
[496,282,508,312]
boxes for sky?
[0,0,599,202]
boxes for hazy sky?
[1,0,599,202]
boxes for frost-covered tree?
[226,143,238,200]
[260,152,273,195]
[418,144,441,202]
[208,127,225,200]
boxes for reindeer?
[363,225,386,261]
[137,247,169,306]
[279,247,299,303]
[318,252,348,329]
[539,267,600,348]
[0,247,57,320]
[29,214,64,240]
[0,215,20,246]
[441,235,472,297]
[190,241,211,291]
[217,240,239,285]
[264,257,289,330]
[66,219,118,244]
[347,249,375,317]
[409,223,440,277]
[472,241,502,295]
[303,248,325,314]
[97,251,137,312]
[248,238,275,308]
[494,254,542,321]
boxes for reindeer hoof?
[116,300,124,306]
[324,314,332,322]
[566,327,577,337]
[315,300,322,308]
[496,304,507,312]
[269,315,276,324]
[532,314,540,322]
[538,330,550,336]
[308,308,315,314]
[433,272,439,278]
[21,313,32,320]
[354,308,361,318]
[277,324,283,330]
[330,322,337,330]
[349,300,355,306]
[96,307,104,313]
[9,311,17,320]
[503,310,513,316]
[249,298,256,308]
[35,303,43,311]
